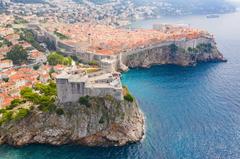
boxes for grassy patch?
[123,86,134,102]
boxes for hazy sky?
[227,0,240,2]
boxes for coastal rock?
[122,41,226,68]
[0,97,144,147]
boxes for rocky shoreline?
[0,96,144,147]
[121,40,226,69]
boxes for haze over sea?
[1,11,240,159]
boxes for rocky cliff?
[122,42,226,68]
[0,96,144,147]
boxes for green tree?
[63,57,72,66]
[47,52,72,66]
[4,40,12,47]
[33,64,40,70]
[20,83,57,113]
[6,45,28,65]
[79,96,90,107]
[34,82,56,96]
[2,77,9,82]
[47,52,64,66]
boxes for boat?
[206,15,220,19]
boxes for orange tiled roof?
[43,22,206,55]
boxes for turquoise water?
[1,12,240,159]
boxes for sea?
[1,11,240,159]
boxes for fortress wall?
[119,41,172,67]
[74,51,108,63]
[56,79,72,103]
[119,38,220,68]
[175,37,214,49]
[31,25,222,69]
[85,87,123,101]
[57,41,76,53]
[57,79,86,103]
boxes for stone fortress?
[27,22,226,103]
[56,68,123,103]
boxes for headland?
[0,19,226,147]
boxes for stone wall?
[56,78,86,103]
[85,86,123,101]
[30,24,224,69]
[119,38,224,68]
[56,77,123,103]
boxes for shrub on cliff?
[123,86,135,102]
[196,43,212,53]
[124,94,134,102]
[34,82,56,96]
[13,108,30,121]
[79,96,90,107]
[20,82,57,112]
[0,111,13,126]
[56,108,64,115]
[6,99,25,110]
[38,102,56,112]
[20,87,39,103]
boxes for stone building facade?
[56,69,123,103]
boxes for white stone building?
[56,68,123,103]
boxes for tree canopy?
[47,52,72,66]
[6,45,28,65]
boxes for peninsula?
[29,22,226,71]
[0,19,226,147]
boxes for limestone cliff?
[122,41,226,68]
[0,96,144,147]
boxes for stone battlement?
[56,68,123,103]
